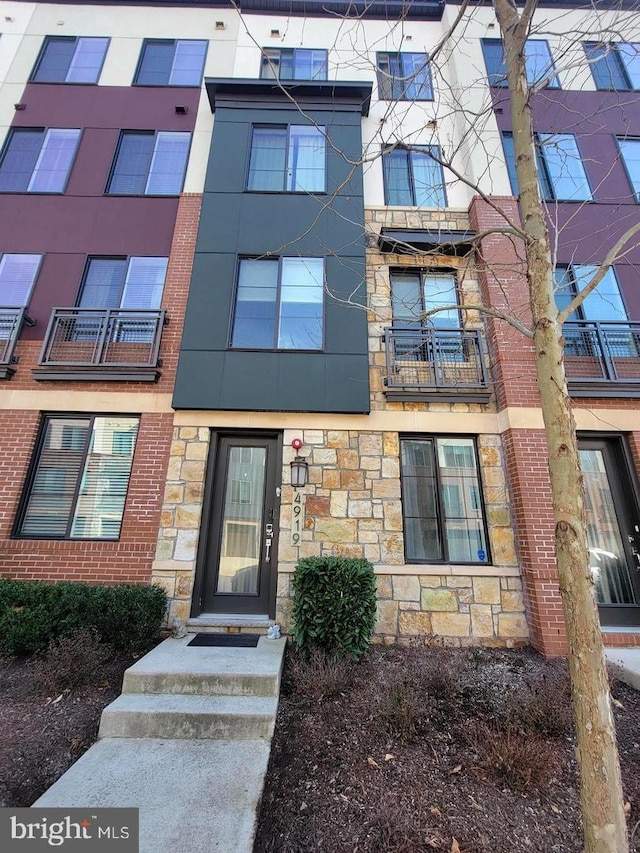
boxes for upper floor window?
[482,38,560,88]
[584,42,640,90]
[15,415,139,540]
[134,39,207,86]
[107,131,190,196]
[78,256,168,310]
[0,253,42,306]
[383,145,446,207]
[247,125,325,192]
[231,257,324,351]
[555,264,628,322]
[31,36,109,84]
[376,52,432,100]
[502,132,592,201]
[260,48,327,80]
[618,137,640,201]
[391,270,459,339]
[400,436,489,564]
[0,128,81,193]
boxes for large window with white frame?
[400,436,490,564]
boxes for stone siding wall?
[365,207,496,413]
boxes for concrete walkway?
[34,634,287,853]
[605,646,640,691]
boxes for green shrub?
[0,579,167,655]
[291,556,376,661]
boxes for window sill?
[105,193,181,198]
[132,82,202,88]
[384,389,491,404]
[32,366,161,382]
[244,189,327,195]
[0,365,16,379]
[568,380,640,398]
[28,80,99,86]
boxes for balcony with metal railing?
[383,325,491,402]
[33,308,167,382]
[0,307,35,379]
[563,321,640,396]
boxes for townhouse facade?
[0,0,638,656]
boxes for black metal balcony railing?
[563,321,640,385]
[0,307,33,366]
[383,326,489,393]
[39,308,166,368]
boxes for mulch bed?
[255,645,640,853]
[0,648,146,808]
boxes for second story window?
[247,125,325,192]
[0,253,42,307]
[78,257,168,310]
[584,42,640,90]
[107,131,190,196]
[383,145,446,207]
[555,265,628,323]
[31,36,109,84]
[260,48,327,80]
[134,40,208,86]
[502,132,592,201]
[0,128,81,193]
[391,270,459,330]
[482,38,560,88]
[231,257,324,351]
[376,52,432,100]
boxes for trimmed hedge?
[0,579,167,655]
[292,556,377,661]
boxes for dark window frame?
[30,35,110,84]
[106,129,191,196]
[0,252,43,307]
[259,47,328,80]
[584,42,640,91]
[501,131,593,201]
[617,136,640,201]
[13,412,140,541]
[133,38,208,87]
[246,123,327,194]
[554,263,629,322]
[375,51,433,101]
[482,38,560,89]
[76,254,169,308]
[399,434,491,566]
[0,126,82,194]
[382,144,447,207]
[390,267,461,329]
[229,255,326,352]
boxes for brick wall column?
[469,197,567,655]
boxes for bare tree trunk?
[492,1,628,850]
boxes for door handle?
[265,537,272,563]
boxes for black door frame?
[191,429,282,618]
[578,432,640,627]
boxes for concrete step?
[121,635,286,697]
[99,694,278,740]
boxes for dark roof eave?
[378,228,477,256]
[205,78,373,116]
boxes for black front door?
[199,434,280,616]
[579,437,640,626]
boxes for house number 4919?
[291,491,305,546]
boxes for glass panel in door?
[215,445,266,596]
[580,446,637,607]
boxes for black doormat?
[187,633,260,648]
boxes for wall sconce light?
[14,103,26,111]
[290,438,308,489]
[270,28,280,38]
[175,105,188,115]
